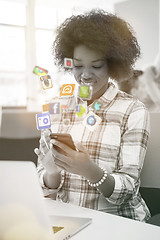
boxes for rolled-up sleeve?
[106,101,150,205]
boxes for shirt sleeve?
[106,100,150,205]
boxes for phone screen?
[50,133,76,151]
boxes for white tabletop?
[44,198,160,240]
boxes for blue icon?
[94,101,101,111]
[76,105,81,113]
[49,102,60,114]
[36,112,51,130]
[87,115,96,126]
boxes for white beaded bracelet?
[87,167,108,188]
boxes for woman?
[36,10,151,222]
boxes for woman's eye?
[74,65,83,68]
[92,65,102,69]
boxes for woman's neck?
[87,83,109,106]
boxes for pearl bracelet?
[87,167,108,188]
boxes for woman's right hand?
[34,130,61,175]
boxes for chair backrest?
[140,112,160,216]
[0,108,40,165]
[0,108,40,139]
[140,112,160,188]
[0,137,39,166]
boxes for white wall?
[114,0,159,70]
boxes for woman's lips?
[80,79,96,86]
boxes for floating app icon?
[75,104,87,117]
[60,84,75,96]
[40,75,53,90]
[87,115,96,126]
[63,119,70,126]
[42,103,50,112]
[78,85,93,100]
[49,102,61,114]
[93,100,102,111]
[64,58,73,68]
[33,66,48,76]
[76,105,81,113]
[83,111,102,131]
[36,112,51,130]
[61,104,69,113]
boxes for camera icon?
[40,75,53,90]
[36,112,51,130]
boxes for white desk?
[45,198,160,240]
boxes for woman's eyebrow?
[92,59,104,63]
[73,58,81,61]
[73,58,104,62]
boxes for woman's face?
[72,45,109,102]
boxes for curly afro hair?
[52,9,140,81]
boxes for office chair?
[140,113,160,226]
[0,108,40,166]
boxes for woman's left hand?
[51,140,97,179]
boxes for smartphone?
[50,133,77,151]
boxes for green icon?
[78,85,92,99]
[76,105,86,117]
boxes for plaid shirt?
[37,83,151,222]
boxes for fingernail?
[50,139,56,144]
[34,148,40,155]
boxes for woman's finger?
[54,157,69,171]
[34,148,41,156]
[42,135,50,150]
[42,130,51,148]
[52,145,71,163]
[51,140,76,157]
[34,148,45,162]
[41,129,51,138]
[39,138,49,154]
[74,141,89,154]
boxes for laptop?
[0,161,92,240]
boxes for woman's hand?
[34,130,61,175]
[51,140,103,182]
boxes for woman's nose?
[81,68,92,79]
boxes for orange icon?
[42,103,50,112]
[60,84,75,96]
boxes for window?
[0,0,78,108]
[0,0,27,106]
[0,0,114,109]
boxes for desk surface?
[44,198,160,240]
